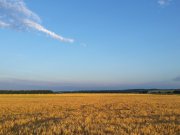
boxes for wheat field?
[0,94,179,135]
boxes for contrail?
[0,0,74,43]
[24,20,74,43]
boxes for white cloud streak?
[24,20,74,43]
[0,0,74,43]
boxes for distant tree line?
[58,89,180,94]
[174,90,180,94]
[0,89,179,94]
[148,89,180,94]
[0,90,54,94]
[57,89,150,94]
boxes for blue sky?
[0,0,180,90]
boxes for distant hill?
[0,90,54,94]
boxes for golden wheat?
[0,94,179,135]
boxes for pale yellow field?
[0,94,179,135]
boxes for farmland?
[0,94,179,135]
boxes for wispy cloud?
[158,0,172,6]
[0,20,9,27]
[0,0,74,43]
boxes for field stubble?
[0,94,179,135]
